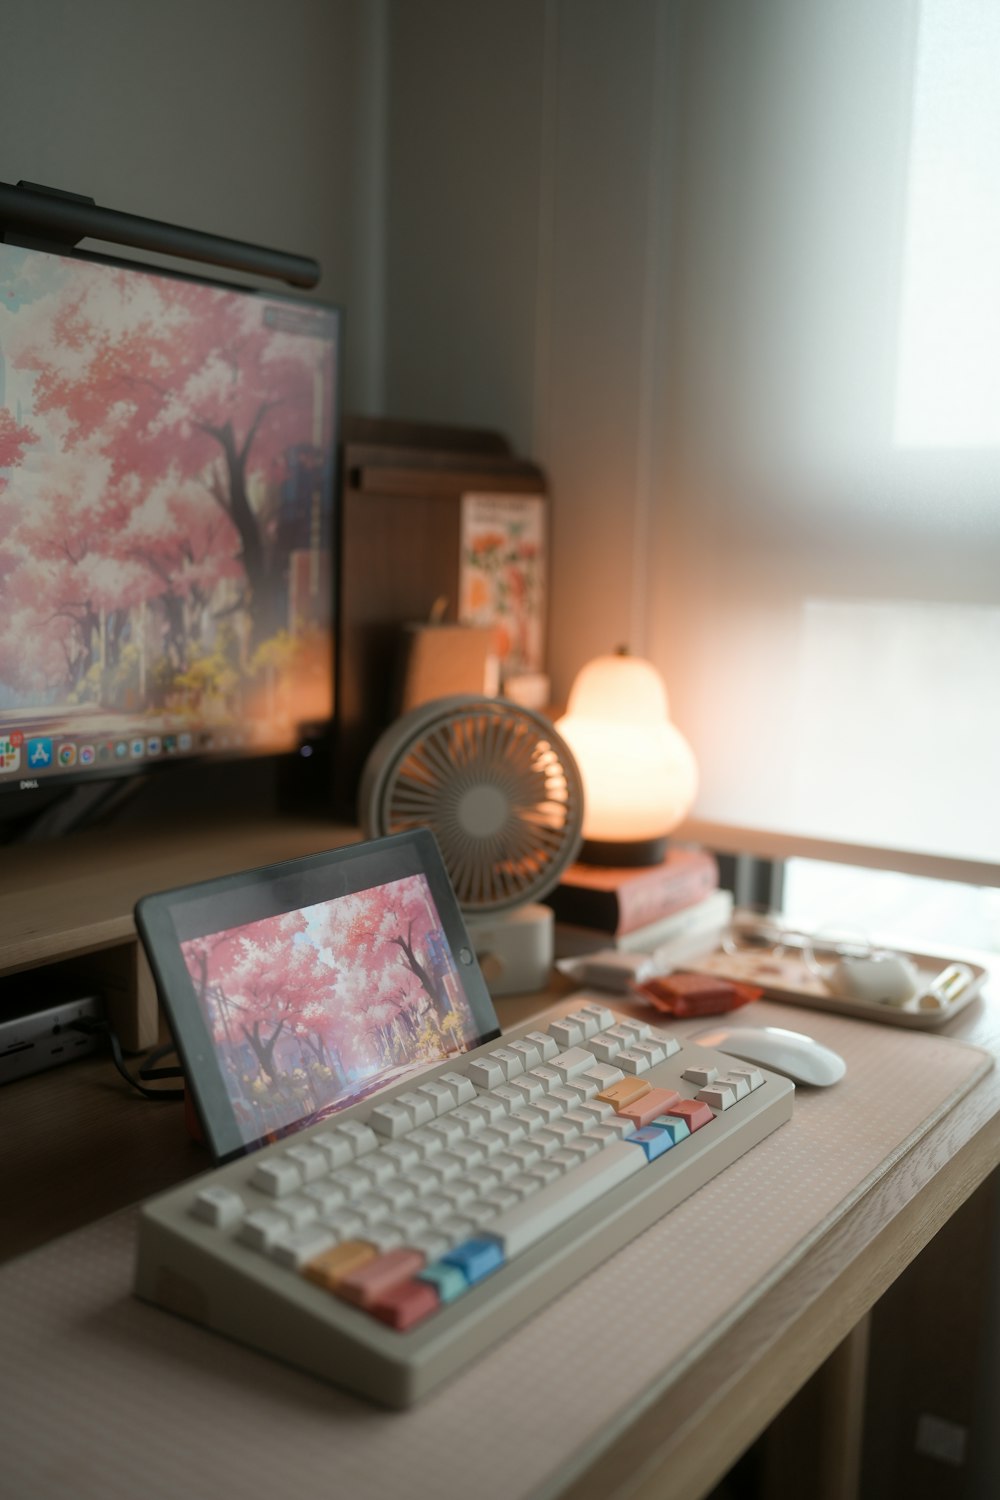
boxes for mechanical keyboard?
[134,996,794,1406]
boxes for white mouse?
[691,1023,846,1087]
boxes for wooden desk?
[2,819,999,1500]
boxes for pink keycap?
[335,1248,426,1309]
[371,1278,441,1331]
[616,1087,682,1129]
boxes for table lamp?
[554,648,698,865]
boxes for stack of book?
[546,847,732,959]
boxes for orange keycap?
[664,1098,714,1132]
[598,1077,652,1111]
[617,1087,682,1129]
[336,1248,426,1309]
[302,1239,377,1290]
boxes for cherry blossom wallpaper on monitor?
[0,244,337,759]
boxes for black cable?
[68,1017,185,1100]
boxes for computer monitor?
[0,240,340,806]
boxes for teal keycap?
[650,1116,691,1146]
[418,1261,468,1303]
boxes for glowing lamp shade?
[554,652,698,865]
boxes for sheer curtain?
[649,0,1000,877]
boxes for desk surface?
[3,957,1000,1500]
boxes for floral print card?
[459,493,547,684]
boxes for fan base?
[463,904,554,997]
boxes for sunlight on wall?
[894,0,1000,447]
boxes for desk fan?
[359,696,584,994]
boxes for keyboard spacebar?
[487,1143,645,1259]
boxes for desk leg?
[758,1313,871,1500]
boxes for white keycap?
[423,1116,466,1149]
[329,1165,370,1200]
[410,1232,451,1261]
[356,1152,396,1188]
[560,1077,599,1102]
[381,1140,421,1172]
[574,1099,616,1125]
[238,1209,288,1250]
[587,1125,625,1149]
[550,1047,597,1081]
[449,1139,487,1170]
[396,1091,436,1127]
[302,1180,347,1214]
[464,1094,509,1126]
[618,1020,652,1042]
[577,1003,616,1031]
[492,1083,528,1110]
[283,1145,328,1183]
[532,1130,564,1156]
[507,1074,546,1105]
[437,1071,477,1105]
[269,1225,336,1269]
[546,1117,582,1145]
[506,1140,543,1171]
[336,1120,378,1156]
[490,1117,527,1148]
[406,1127,444,1159]
[367,1101,415,1138]
[407,1166,440,1196]
[564,1136,601,1163]
[274,1195,319,1230]
[365,1224,405,1253]
[390,1208,431,1240]
[489,1143,645,1258]
[583,1063,624,1090]
[650,1029,681,1057]
[352,1194,391,1227]
[463,1166,504,1196]
[697,1083,737,1110]
[419,1195,454,1224]
[717,1072,750,1100]
[531,1065,564,1089]
[490,1047,525,1080]
[310,1130,354,1170]
[549,1018,586,1049]
[191,1185,244,1229]
[508,1172,542,1198]
[606,1025,640,1048]
[590,1036,623,1063]
[440,1179,477,1211]
[682,1065,718,1087]
[426,1152,465,1184]
[449,1104,487,1134]
[528,1160,562,1187]
[439,1217,477,1246]
[489,1153,522,1183]
[725,1066,764,1091]
[473,1129,505,1158]
[468,1056,506,1089]
[416,1080,458,1115]
[377,1177,417,1211]
[251,1157,302,1198]
[509,1107,547,1134]
[550,1084,585,1110]
[566,1008,601,1038]
[632,1041,666,1069]
[480,1186,521,1214]
[507,1039,542,1070]
[616,1048,651,1075]
[321,1207,365,1241]
[524,1030,558,1062]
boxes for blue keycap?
[442,1237,505,1285]
[649,1116,691,1146]
[418,1261,468,1303]
[626,1126,676,1161]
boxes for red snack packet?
[634,971,762,1017]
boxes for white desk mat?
[0,1001,992,1500]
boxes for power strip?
[0,988,104,1085]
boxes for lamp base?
[579,835,669,868]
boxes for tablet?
[136,829,501,1163]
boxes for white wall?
[0,0,385,409]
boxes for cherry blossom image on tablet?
[180,873,479,1146]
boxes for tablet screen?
[137,831,500,1161]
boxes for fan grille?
[364,699,584,913]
